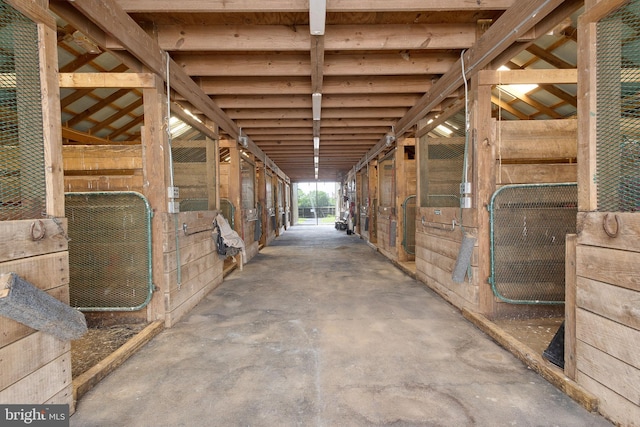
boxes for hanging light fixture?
[312,93,322,120]
[237,127,248,148]
[385,126,396,147]
[309,0,326,36]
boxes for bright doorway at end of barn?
[295,182,340,226]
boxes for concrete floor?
[71,225,610,427]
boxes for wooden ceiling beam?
[90,98,143,133]
[154,24,477,52]
[174,53,457,77]
[390,0,579,147]
[60,64,129,108]
[65,0,237,137]
[109,114,144,139]
[197,76,432,95]
[246,126,391,137]
[115,0,516,13]
[64,0,290,182]
[62,127,119,145]
[257,141,379,148]
[491,95,530,119]
[66,88,130,127]
[212,94,422,109]
[237,118,395,128]
[59,52,102,73]
[525,44,576,69]
[226,107,407,120]
[310,35,325,94]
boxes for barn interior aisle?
[70,225,608,426]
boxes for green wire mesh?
[220,198,235,230]
[0,1,46,221]
[402,195,416,255]
[171,144,210,212]
[490,184,577,304]
[420,112,466,208]
[596,1,640,212]
[66,192,153,311]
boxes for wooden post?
[577,8,599,212]
[473,77,497,318]
[564,233,577,379]
[142,75,169,324]
[39,21,64,218]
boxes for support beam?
[64,0,289,183]
[226,107,407,120]
[65,1,236,136]
[212,94,422,109]
[356,0,582,172]
[115,0,516,13]
[310,35,325,94]
[197,76,433,95]
[152,24,477,52]
[174,52,457,77]
[59,73,156,88]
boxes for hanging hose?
[452,50,476,284]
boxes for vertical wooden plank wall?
[0,1,74,410]
[162,210,224,327]
[574,1,640,424]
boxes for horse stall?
[569,3,640,424]
[415,67,578,325]
[63,134,224,328]
[373,137,416,263]
[219,139,260,263]
[0,2,73,408]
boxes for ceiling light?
[313,136,320,150]
[312,93,322,120]
[309,0,326,36]
[237,128,248,148]
[385,126,396,147]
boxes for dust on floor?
[493,317,564,357]
[71,324,146,378]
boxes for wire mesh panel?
[417,110,467,208]
[596,2,640,212]
[0,1,46,221]
[220,198,235,230]
[402,195,416,254]
[489,184,577,304]
[171,144,211,212]
[66,192,153,311]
